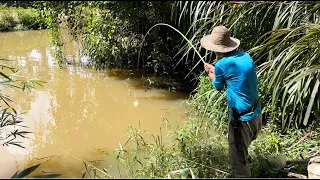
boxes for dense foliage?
[0,1,36,8]
[35,1,207,84]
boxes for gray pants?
[228,113,262,178]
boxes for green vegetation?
[1,0,319,178]
[35,1,199,84]
[0,4,46,32]
[112,115,320,178]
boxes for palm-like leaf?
[251,23,320,129]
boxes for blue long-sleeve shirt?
[212,50,262,121]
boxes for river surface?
[0,29,189,178]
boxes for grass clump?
[110,114,320,178]
[114,118,231,178]
[0,13,16,31]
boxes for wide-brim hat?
[200,26,240,53]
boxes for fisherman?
[200,26,262,178]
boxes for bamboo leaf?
[0,71,11,80]
[11,163,41,178]
[30,174,62,178]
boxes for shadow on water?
[98,68,191,100]
[135,92,189,101]
[105,69,195,95]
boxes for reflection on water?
[0,29,188,178]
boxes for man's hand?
[204,63,215,74]
[208,72,215,82]
[205,63,215,82]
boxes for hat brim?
[200,35,240,53]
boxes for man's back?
[213,50,261,121]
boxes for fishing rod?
[137,23,207,68]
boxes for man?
[200,26,262,178]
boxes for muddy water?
[0,30,189,178]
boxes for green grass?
[111,112,320,178]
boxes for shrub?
[0,13,16,31]
[17,12,37,30]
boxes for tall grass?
[114,117,231,178]
[108,111,320,178]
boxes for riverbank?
[111,100,320,178]
[0,5,45,31]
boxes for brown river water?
[0,29,189,178]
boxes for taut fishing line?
[137,23,207,69]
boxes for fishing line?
[137,23,207,68]
[60,148,113,178]
[179,157,231,175]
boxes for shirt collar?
[224,50,238,58]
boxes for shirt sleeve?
[212,65,225,91]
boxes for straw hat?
[200,26,240,53]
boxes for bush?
[17,12,38,30]
[0,13,16,31]
[0,5,46,32]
